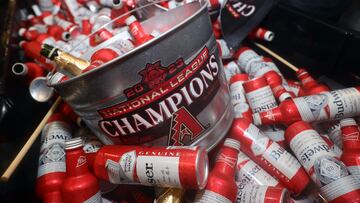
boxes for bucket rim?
[50,1,209,88]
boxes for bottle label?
[233,103,250,118]
[290,129,336,173]
[293,88,360,122]
[327,123,343,149]
[320,175,360,202]
[236,184,267,203]
[262,142,301,179]
[244,124,270,156]
[230,81,247,105]
[83,139,103,153]
[106,150,136,184]
[136,155,181,187]
[262,126,285,142]
[83,191,102,203]
[194,189,232,203]
[236,50,261,72]
[245,86,277,113]
[236,154,279,186]
[347,166,360,182]
[224,61,240,81]
[37,121,71,177]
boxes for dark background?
[1,0,360,202]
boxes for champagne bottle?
[40,43,90,76]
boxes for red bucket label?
[97,46,222,146]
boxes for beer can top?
[340,118,357,128]
[196,148,209,190]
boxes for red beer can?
[230,118,309,194]
[90,145,208,189]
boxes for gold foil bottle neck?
[155,188,184,203]
[54,50,90,76]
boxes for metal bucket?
[50,1,233,150]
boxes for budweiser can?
[36,113,72,202]
[194,138,240,203]
[236,151,280,187]
[285,121,360,203]
[230,118,309,194]
[62,137,102,203]
[253,87,360,126]
[340,118,360,179]
[229,74,252,121]
[243,76,286,146]
[285,121,337,180]
[50,2,233,149]
[322,121,343,149]
[236,184,289,203]
[91,145,208,189]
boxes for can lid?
[65,137,84,150]
[230,73,249,84]
[224,138,240,150]
[125,15,137,26]
[340,118,357,128]
[196,148,209,190]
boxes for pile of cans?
[12,0,360,203]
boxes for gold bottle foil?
[155,188,184,203]
[55,50,90,76]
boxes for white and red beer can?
[229,74,252,121]
[36,113,72,202]
[236,151,280,187]
[340,118,360,179]
[236,184,289,203]
[285,121,360,203]
[230,118,310,195]
[91,145,208,189]
[194,138,240,203]
[243,76,286,146]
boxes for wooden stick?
[1,97,62,182]
[253,42,299,72]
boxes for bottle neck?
[66,147,90,177]
[129,22,152,44]
[258,106,283,125]
[213,147,238,176]
[342,126,360,150]
[297,71,318,89]
[54,50,90,76]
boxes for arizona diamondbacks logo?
[168,107,205,146]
